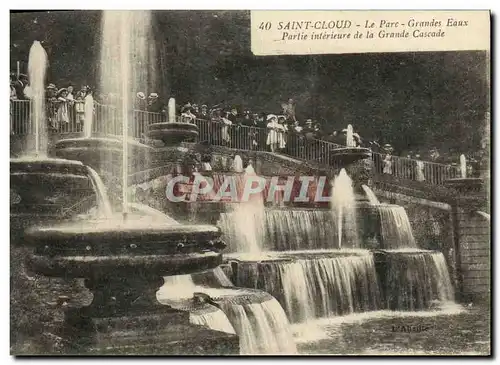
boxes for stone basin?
[147,122,199,144]
[25,220,226,278]
[53,137,153,182]
[328,147,372,166]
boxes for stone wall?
[456,209,490,302]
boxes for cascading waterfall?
[361,184,380,205]
[233,253,381,323]
[220,298,297,355]
[331,169,360,249]
[189,304,236,335]
[212,266,234,287]
[158,272,296,354]
[377,250,454,310]
[220,209,363,252]
[378,205,417,249]
[86,166,113,217]
[26,41,48,157]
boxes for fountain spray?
[27,41,48,157]
[346,124,354,147]
[120,14,130,221]
[168,98,176,123]
[460,154,467,178]
[331,168,360,249]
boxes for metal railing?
[11,99,461,185]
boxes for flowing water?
[361,184,380,205]
[189,305,236,335]
[158,273,296,354]
[331,169,360,248]
[219,297,297,354]
[219,165,267,253]
[220,209,364,252]
[460,154,467,178]
[100,10,154,213]
[232,252,381,323]
[26,41,48,157]
[377,250,454,310]
[83,94,94,138]
[86,165,113,217]
[377,205,418,249]
[232,155,243,173]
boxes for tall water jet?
[100,10,153,214]
[331,169,360,248]
[27,41,48,157]
[460,154,467,178]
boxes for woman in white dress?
[221,114,233,145]
[383,154,393,174]
[266,114,279,152]
[415,154,425,181]
[56,88,70,130]
[277,116,288,151]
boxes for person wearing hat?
[266,114,280,152]
[220,113,233,146]
[191,104,200,117]
[55,88,70,129]
[199,104,209,120]
[147,92,162,113]
[13,74,30,100]
[135,92,147,110]
[277,115,288,151]
[66,85,75,102]
[181,103,196,123]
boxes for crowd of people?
[10,73,95,132]
[10,73,484,178]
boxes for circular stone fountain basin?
[328,147,372,165]
[25,220,225,278]
[147,122,199,144]
[54,137,152,168]
[11,156,89,175]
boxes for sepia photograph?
[9,9,491,356]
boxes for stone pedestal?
[54,306,238,355]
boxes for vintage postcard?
[9,9,491,356]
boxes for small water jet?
[331,169,360,249]
[26,41,48,157]
[219,164,267,253]
[147,96,199,144]
[460,154,467,178]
